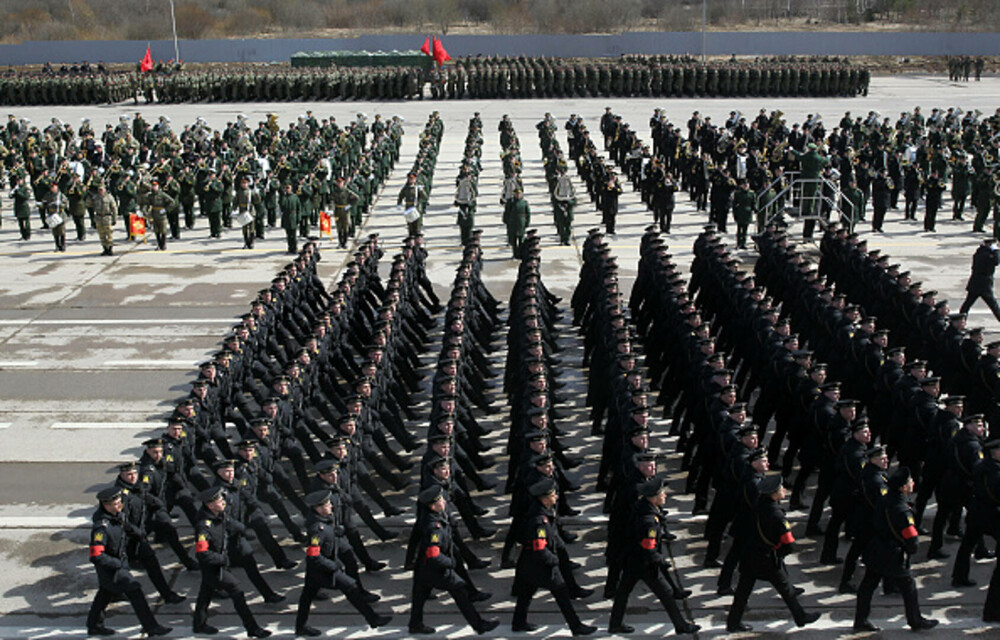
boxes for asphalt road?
[1,75,999,638]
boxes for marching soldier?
[234,176,261,249]
[12,175,32,240]
[727,474,820,632]
[504,187,531,259]
[511,477,596,636]
[86,486,173,637]
[853,466,939,632]
[295,490,392,636]
[407,485,499,635]
[192,487,273,638]
[607,477,699,635]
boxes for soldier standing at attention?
[13,175,33,240]
[331,175,359,249]
[43,181,67,252]
[86,486,172,637]
[144,178,176,251]
[551,167,576,246]
[504,187,531,259]
[90,182,118,256]
[279,182,302,255]
[454,166,478,245]
[398,172,427,237]
[201,168,224,239]
[233,176,260,250]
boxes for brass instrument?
[770,140,788,163]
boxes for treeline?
[4,0,1000,43]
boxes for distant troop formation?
[0,54,870,105]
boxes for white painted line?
[0,318,234,326]
[102,359,198,368]
[0,516,91,529]
[0,423,11,429]
[0,361,39,367]
[50,422,152,430]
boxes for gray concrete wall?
[0,31,997,66]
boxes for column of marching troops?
[0,110,408,254]
[0,55,871,106]
[86,225,483,637]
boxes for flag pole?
[168,0,180,62]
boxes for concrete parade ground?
[2,74,1000,638]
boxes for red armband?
[779,531,795,546]
[195,540,209,553]
[306,545,321,557]
[425,545,441,559]
[89,545,105,558]
[901,525,918,540]
[640,538,657,550]
[531,538,547,551]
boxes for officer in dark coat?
[970,439,1000,622]
[607,476,700,635]
[86,486,172,637]
[929,414,986,559]
[839,445,889,593]
[294,490,391,636]
[853,466,939,632]
[727,474,820,632]
[953,438,1000,590]
[959,238,1000,322]
[407,485,499,635]
[192,487,274,638]
[511,477,596,636]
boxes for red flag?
[420,37,431,56]
[319,211,333,238]
[140,45,153,73]
[432,37,451,66]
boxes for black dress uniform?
[511,478,596,636]
[607,477,699,634]
[407,486,499,635]
[953,435,1000,588]
[192,488,273,638]
[295,490,390,636]
[86,487,171,637]
[727,474,819,632]
[974,440,1000,621]
[853,467,938,632]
